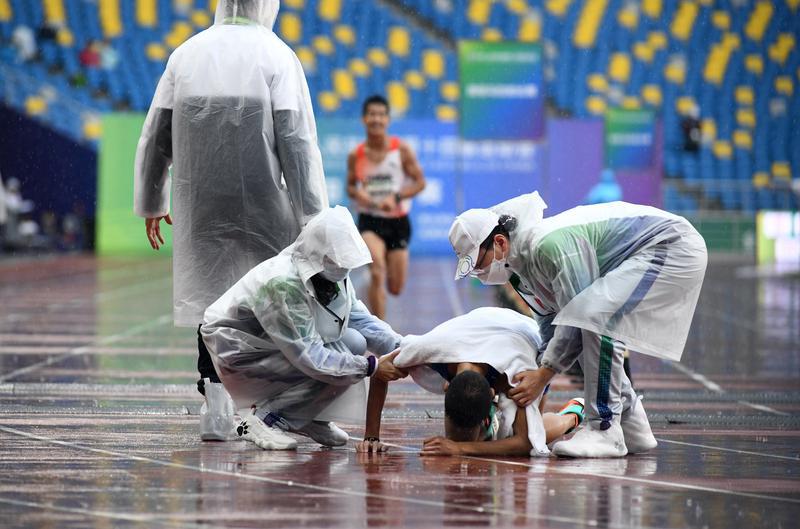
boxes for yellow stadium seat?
[25,95,47,115]
[608,53,631,83]
[280,13,302,43]
[752,171,770,188]
[711,10,730,30]
[617,6,638,29]
[587,73,608,92]
[671,1,698,42]
[296,47,315,73]
[386,82,410,116]
[768,33,795,65]
[712,141,732,159]
[388,26,410,57]
[664,60,686,84]
[621,96,641,109]
[367,48,389,68]
[775,76,794,96]
[736,108,756,128]
[440,82,459,102]
[83,118,102,140]
[467,0,492,25]
[136,0,157,27]
[146,42,168,61]
[283,0,304,8]
[745,54,763,75]
[333,69,356,100]
[733,129,752,150]
[698,0,712,5]
[318,91,340,112]
[518,15,541,42]
[436,105,458,122]
[642,0,661,19]
[735,86,754,106]
[648,31,668,50]
[722,32,741,50]
[318,0,341,23]
[633,42,654,63]
[772,162,792,181]
[165,21,194,49]
[209,0,217,12]
[99,0,123,39]
[676,96,696,115]
[574,0,609,49]
[704,43,731,85]
[545,0,572,18]
[585,95,607,115]
[44,0,66,24]
[0,0,11,22]
[641,84,662,106]
[482,27,503,41]
[745,1,773,42]
[191,10,211,28]
[56,28,74,47]
[334,25,355,47]
[312,35,335,55]
[506,0,528,15]
[404,70,426,90]
[788,0,800,10]
[349,58,370,77]
[422,50,445,79]
[701,119,716,142]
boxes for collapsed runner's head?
[444,371,493,442]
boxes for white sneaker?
[552,420,628,458]
[200,379,236,441]
[292,421,349,447]
[621,396,658,453]
[236,415,298,450]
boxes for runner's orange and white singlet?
[354,137,412,219]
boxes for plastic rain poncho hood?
[134,0,328,326]
[495,197,707,368]
[394,307,550,456]
[201,207,401,426]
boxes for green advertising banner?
[96,113,172,255]
[458,41,544,140]
[605,108,655,169]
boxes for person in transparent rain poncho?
[133,0,328,440]
[449,192,707,458]
[201,207,407,450]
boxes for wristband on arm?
[366,355,378,377]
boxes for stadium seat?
[136,0,157,28]
[573,0,608,49]
[279,12,302,43]
[318,0,341,23]
[744,1,773,43]
[386,81,409,116]
[387,26,410,57]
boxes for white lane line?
[0,497,222,529]
[655,438,800,462]
[666,361,790,416]
[362,437,800,505]
[438,260,464,316]
[0,314,172,383]
[0,425,638,529]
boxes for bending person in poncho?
[356,307,585,456]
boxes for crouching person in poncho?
[201,207,406,450]
[449,192,708,458]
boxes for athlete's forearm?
[364,377,389,439]
[457,435,532,457]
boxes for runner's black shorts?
[358,214,412,251]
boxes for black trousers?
[196,324,221,395]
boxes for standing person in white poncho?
[356,307,585,456]
[449,192,707,458]
[133,0,328,440]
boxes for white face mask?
[320,267,349,283]
[474,245,512,286]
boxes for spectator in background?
[681,104,701,153]
[79,40,101,68]
[37,21,59,42]
[585,168,623,205]
[99,39,119,71]
[11,25,36,63]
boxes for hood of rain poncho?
[292,206,372,286]
[489,191,548,234]
[214,0,279,29]
[394,307,549,456]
